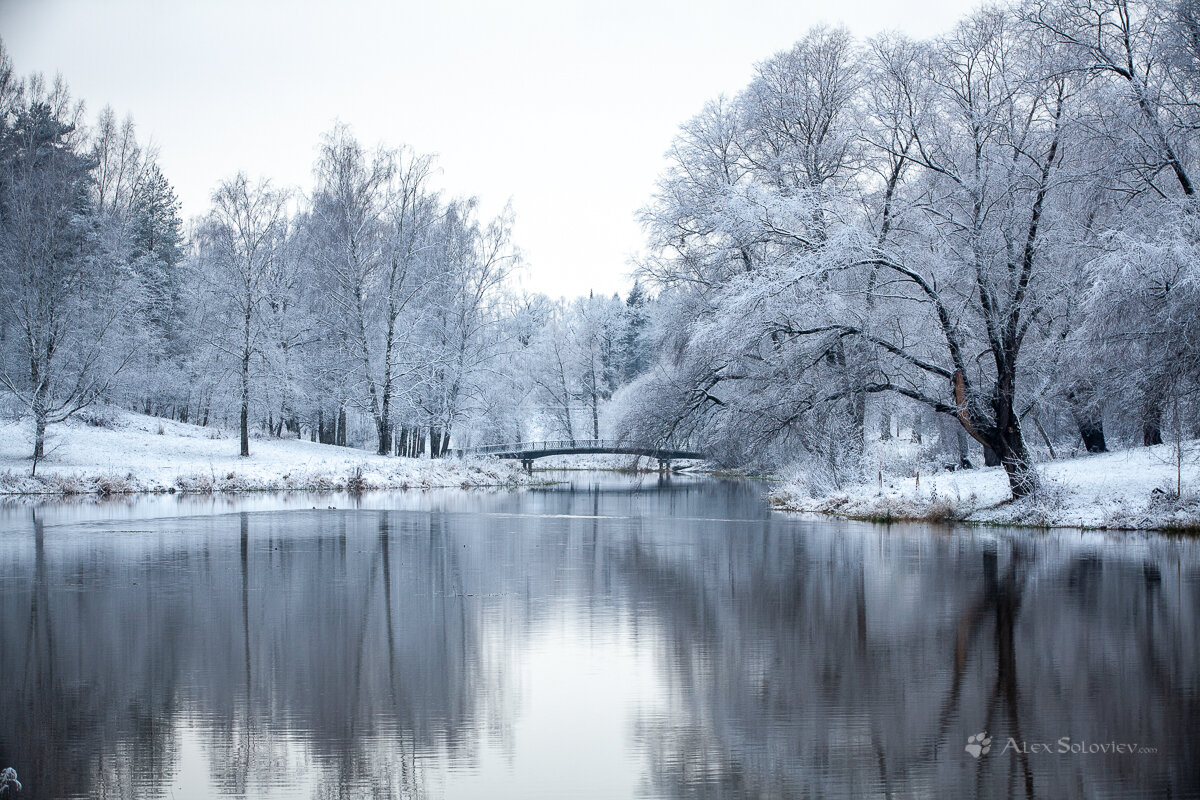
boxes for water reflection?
[0,476,1196,799]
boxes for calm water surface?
[0,473,1197,799]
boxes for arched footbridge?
[454,439,707,470]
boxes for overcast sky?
[1,0,977,300]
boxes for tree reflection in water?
[0,479,1195,799]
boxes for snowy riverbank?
[0,410,533,496]
[771,441,1200,531]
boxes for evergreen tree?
[128,161,184,347]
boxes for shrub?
[46,472,87,495]
[92,473,134,495]
[80,407,118,428]
[175,473,215,493]
[345,465,367,493]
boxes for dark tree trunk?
[996,419,1037,498]
[1067,392,1107,453]
[240,309,251,458]
[954,371,1038,498]
[336,406,347,447]
[377,413,391,457]
[1077,419,1107,453]
[983,446,1001,467]
[1142,405,1163,447]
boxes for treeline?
[621,0,1200,496]
[0,41,652,463]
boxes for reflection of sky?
[440,610,661,800]
[163,609,664,800]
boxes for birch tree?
[195,174,289,457]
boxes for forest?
[2,0,1199,500]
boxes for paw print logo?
[965,732,992,759]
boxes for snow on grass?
[0,409,534,496]
[771,440,1200,532]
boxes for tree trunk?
[850,392,867,455]
[956,428,972,469]
[1142,401,1164,447]
[1077,419,1107,454]
[377,412,392,457]
[336,406,347,447]
[33,404,47,468]
[240,309,251,458]
[1067,393,1107,453]
[954,372,1037,497]
[591,390,600,441]
[997,426,1038,498]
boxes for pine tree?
[128,162,184,349]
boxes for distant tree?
[127,161,184,343]
[417,200,519,455]
[91,105,143,216]
[194,173,289,457]
[572,292,624,439]
[620,280,652,381]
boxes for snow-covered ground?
[0,409,532,495]
[771,440,1200,531]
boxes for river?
[0,472,1196,799]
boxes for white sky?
[1,0,977,300]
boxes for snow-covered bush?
[1003,478,1072,528]
[92,473,135,495]
[345,465,368,493]
[81,406,120,429]
[0,767,22,796]
[175,473,215,493]
[46,472,87,495]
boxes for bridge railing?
[458,439,624,456]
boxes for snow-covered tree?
[192,173,290,457]
[0,72,138,465]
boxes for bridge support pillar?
[658,458,671,473]
[521,459,533,473]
